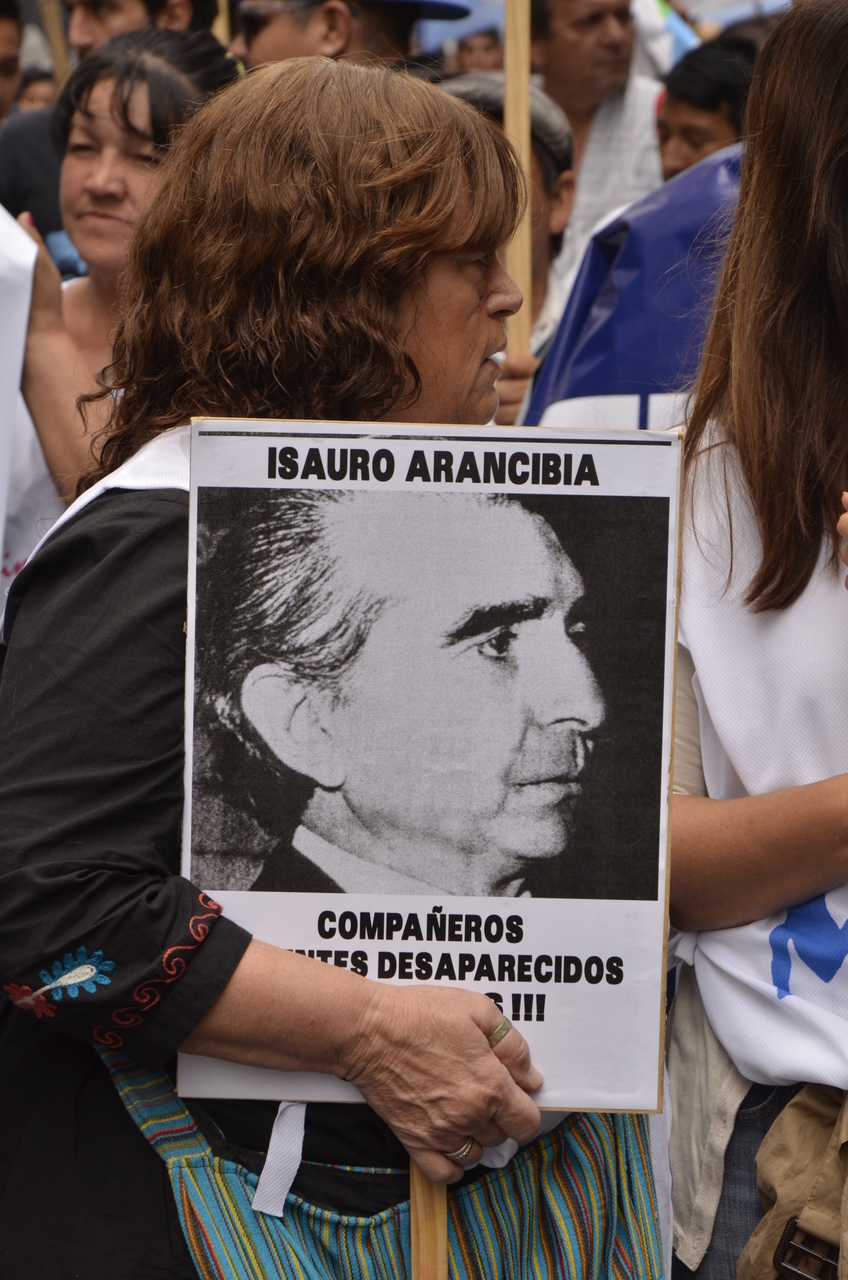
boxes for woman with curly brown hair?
[0,59,661,1279]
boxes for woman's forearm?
[21,328,103,503]
[181,938,376,1075]
[670,777,848,931]
[181,938,543,1182]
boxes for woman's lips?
[77,210,128,223]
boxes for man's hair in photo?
[80,58,525,490]
[664,36,757,134]
[53,29,242,153]
[199,488,384,730]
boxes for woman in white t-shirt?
[668,2,848,1275]
[4,29,240,582]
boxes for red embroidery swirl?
[92,893,221,1049]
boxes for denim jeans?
[672,1082,802,1280]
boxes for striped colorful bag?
[100,1050,662,1280]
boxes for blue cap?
[416,0,502,53]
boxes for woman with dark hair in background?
[669,2,848,1274]
[0,57,661,1280]
[4,27,240,586]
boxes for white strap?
[252,1102,307,1216]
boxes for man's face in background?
[533,0,633,117]
[299,494,605,895]
[62,0,195,59]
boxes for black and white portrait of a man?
[191,487,669,901]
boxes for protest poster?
[178,420,681,1112]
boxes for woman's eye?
[477,627,517,659]
[68,143,97,155]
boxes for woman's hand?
[182,940,543,1184]
[346,982,542,1182]
[494,352,540,426]
[17,212,65,342]
[17,211,101,502]
[839,492,848,587]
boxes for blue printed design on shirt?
[769,897,848,999]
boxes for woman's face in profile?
[61,76,162,280]
[392,245,523,426]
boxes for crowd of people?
[2,0,845,1278]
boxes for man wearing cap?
[530,0,662,285]
[442,72,575,424]
[230,0,468,71]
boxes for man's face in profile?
[294,494,605,895]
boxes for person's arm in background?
[670,643,848,932]
[17,214,107,501]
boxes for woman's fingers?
[490,1016,543,1093]
[347,984,543,1160]
[408,1147,468,1184]
[493,351,540,426]
[486,1066,542,1144]
[16,209,41,244]
[17,211,65,340]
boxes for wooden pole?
[212,0,231,48]
[503,0,533,356]
[410,1163,448,1280]
[37,0,68,85]
[408,12,533,1264]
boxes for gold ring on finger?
[487,1016,513,1048]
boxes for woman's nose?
[488,253,523,318]
[84,154,126,198]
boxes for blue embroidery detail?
[39,946,116,1002]
[769,896,848,999]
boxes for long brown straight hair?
[686,0,848,610]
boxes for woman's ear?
[548,169,575,237]
[241,664,345,789]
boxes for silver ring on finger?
[442,1137,475,1163]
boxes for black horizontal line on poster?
[197,430,673,448]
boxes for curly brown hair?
[82,58,525,490]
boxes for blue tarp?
[524,144,743,429]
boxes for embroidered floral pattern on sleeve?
[3,946,116,1018]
